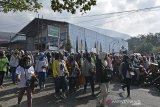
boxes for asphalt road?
[0,77,160,107]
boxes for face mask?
[24,59,31,68]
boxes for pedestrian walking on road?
[9,50,19,84]
[16,56,36,107]
[0,51,9,88]
[35,52,48,90]
[120,55,132,98]
[83,53,95,95]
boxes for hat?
[39,52,44,56]
[39,52,45,61]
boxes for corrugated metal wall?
[69,24,128,53]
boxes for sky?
[0,0,160,37]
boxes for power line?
[56,6,160,27]
[73,11,136,24]
[53,5,160,19]
[70,7,160,24]
[1,5,160,29]
[82,8,160,29]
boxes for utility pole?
[9,35,11,53]
[57,24,60,51]
[41,15,43,51]
[37,14,39,51]
[109,44,110,53]
[65,24,68,51]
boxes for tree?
[0,0,42,13]
[136,42,153,54]
[0,0,97,14]
[128,32,160,54]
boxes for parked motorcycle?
[143,63,160,91]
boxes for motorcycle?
[152,70,160,91]
[143,63,160,91]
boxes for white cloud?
[137,0,156,8]
[0,0,160,37]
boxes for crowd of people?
[0,49,158,107]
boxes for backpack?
[122,62,134,78]
[102,66,113,82]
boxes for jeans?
[38,72,46,89]
[69,77,76,91]
[11,67,17,83]
[0,72,5,85]
[59,76,67,92]
[84,76,94,93]
[18,87,32,107]
[54,77,60,94]
[122,78,131,96]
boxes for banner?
[76,36,78,53]
[48,25,59,37]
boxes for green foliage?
[128,33,160,54]
[0,0,42,13]
[136,42,153,54]
[51,0,97,14]
[0,0,97,14]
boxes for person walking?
[83,53,95,95]
[9,50,19,84]
[16,56,36,107]
[52,53,69,99]
[35,52,48,90]
[103,54,112,93]
[0,51,9,88]
[120,55,132,98]
[52,53,60,99]
[68,55,80,93]
[96,54,112,107]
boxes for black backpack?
[102,66,113,83]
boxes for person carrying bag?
[16,56,36,107]
[83,53,95,95]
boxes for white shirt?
[9,55,19,67]
[103,60,108,67]
[16,66,34,88]
[58,60,66,77]
[35,59,48,72]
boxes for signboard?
[49,46,58,50]
[48,25,59,37]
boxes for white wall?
[68,24,128,53]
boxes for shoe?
[43,84,45,89]
[0,85,3,89]
[17,103,21,107]
[121,85,125,91]
[127,95,130,98]
[83,90,86,94]
[60,93,67,99]
[54,94,60,99]
[91,92,95,96]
